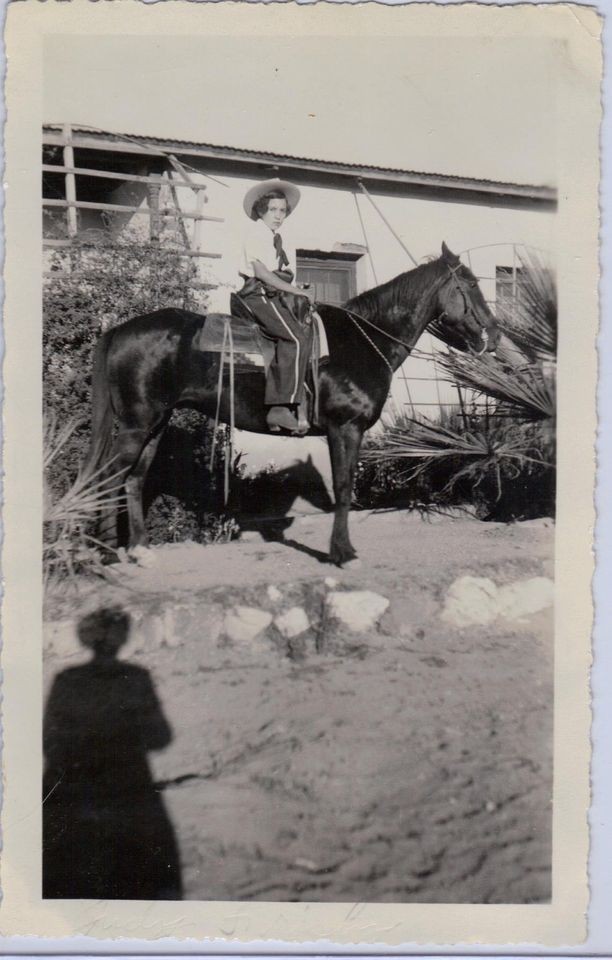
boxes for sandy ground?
[44,512,554,903]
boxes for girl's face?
[260,198,288,232]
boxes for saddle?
[196,311,273,371]
[195,295,329,427]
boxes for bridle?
[434,262,490,357]
[339,260,493,373]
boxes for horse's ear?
[306,454,313,465]
[441,241,459,264]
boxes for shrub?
[43,231,206,495]
[359,410,554,521]
[354,407,471,512]
[142,412,241,545]
[43,231,237,547]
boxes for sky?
[44,33,559,186]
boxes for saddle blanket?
[195,312,329,367]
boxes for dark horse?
[82,243,499,566]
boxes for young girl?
[235,178,314,434]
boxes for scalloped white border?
[0,0,600,946]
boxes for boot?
[267,405,300,434]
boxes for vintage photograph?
[41,28,558,904]
[1,0,600,944]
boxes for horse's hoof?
[341,557,362,571]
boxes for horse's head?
[432,243,500,354]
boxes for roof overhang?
[42,125,557,208]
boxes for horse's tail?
[79,329,116,482]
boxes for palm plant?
[435,351,555,421]
[44,415,125,586]
[495,247,557,362]
[361,249,557,519]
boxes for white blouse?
[239,217,297,279]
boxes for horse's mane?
[345,256,446,319]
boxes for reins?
[337,261,490,373]
[209,317,235,505]
[342,309,396,375]
[341,304,434,359]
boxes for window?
[296,250,360,306]
[496,265,526,306]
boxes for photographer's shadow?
[43,607,182,900]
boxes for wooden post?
[456,382,469,431]
[400,369,416,418]
[62,124,78,238]
[147,175,163,241]
[192,187,206,253]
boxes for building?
[43,124,557,484]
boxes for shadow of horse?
[235,453,334,543]
[43,607,182,900]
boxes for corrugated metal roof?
[42,124,557,203]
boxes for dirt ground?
[44,512,554,904]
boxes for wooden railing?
[43,123,224,261]
[43,163,207,189]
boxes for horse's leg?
[328,422,363,566]
[123,410,174,547]
[124,428,167,548]
[95,428,146,548]
[101,418,167,549]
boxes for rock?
[274,607,310,639]
[293,857,319,872]
[327,590,390,633]
[441,576,500,627]
[441,575,554,627]
[136,607,179,649]
[324,577,338,589]
[129,544,158,568]
[160,607,181,648]
[267,585,282,603]
[497,577,554,620]
[224,606,273,643]
[175,603,224,650]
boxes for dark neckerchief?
[273,231,290,270]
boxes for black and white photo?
[1,0,600,947]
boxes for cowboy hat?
[243,178,301,221]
